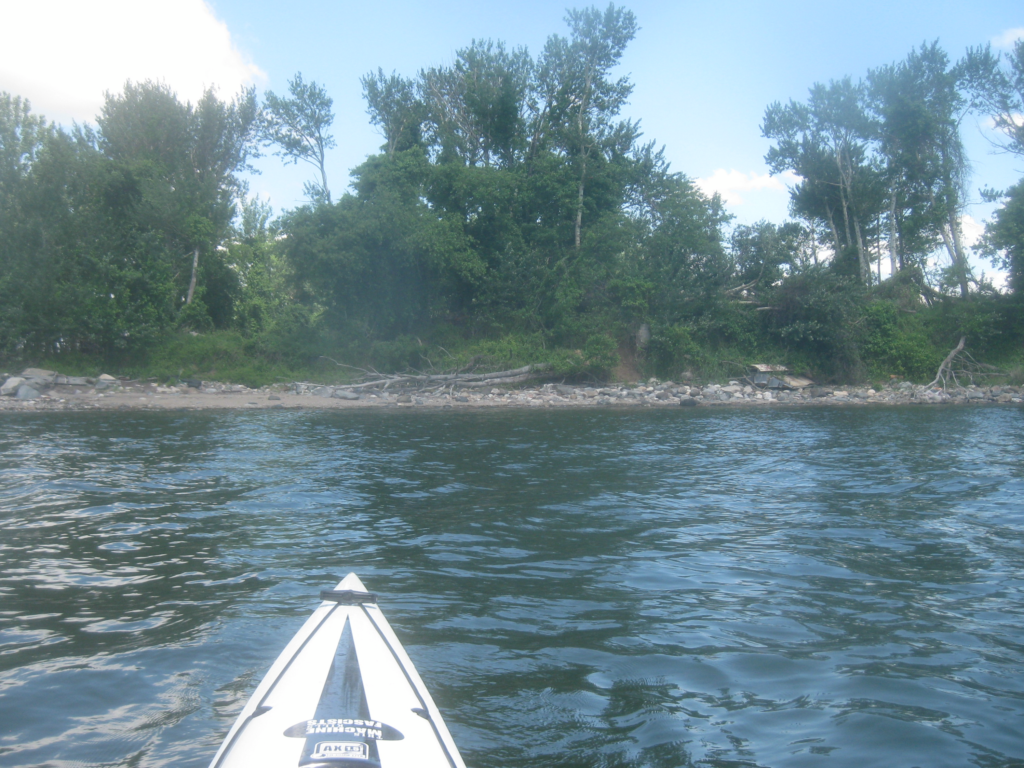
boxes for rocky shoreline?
[1,368,1021,412]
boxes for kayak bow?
[209,573,466,768]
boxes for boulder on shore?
[16,384,40,399]
[1,377,25,396]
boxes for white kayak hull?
[209,573,466,768]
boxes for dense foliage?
[1,8,1022,385]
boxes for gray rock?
[678,395,697,406]
[555,384,575,395]
[455,395,469,403]
[21,368,56,382]
[16,384,40,399]
[65,376,91,386]
[1,377,25,396]
[22,376,53,390]
[397,394,413,404]
[268,394,282,401]
[808,387,833,398]
[332,389,360,400]
[312,386,333,398]
[655,390,671,400]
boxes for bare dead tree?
[925,337,1000,389]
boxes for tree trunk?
[929,187,969,298]
[888,192,899,276]
[853,215,869,284]
[936,217,969,299]
[824,205,842,260]
[574,153,587,250]
[186,248,199,305]
[319,160,330,204]
[948,209,969,298]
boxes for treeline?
[1,6,1022,384]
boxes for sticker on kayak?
[312,741,368,761]
[294,617,402,765]
[285,718,404,741]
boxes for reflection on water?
[0,407,1022,767]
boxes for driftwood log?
[320,360,552,392]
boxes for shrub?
[860,301,940,381]
[646,324,701,379]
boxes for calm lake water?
[0,406,1022,768]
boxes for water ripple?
[0,407,1022,766]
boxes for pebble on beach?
[0,368,1021,412]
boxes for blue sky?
[2,1,1022,256]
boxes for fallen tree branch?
[724,279,758,296]
[319,357,380,377]
[926,336,965,389]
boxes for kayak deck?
[209,573,465,768]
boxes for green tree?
[98,80,259,323]
[963,39,1024,158]
[283,149,482,337]
[763,78,885,284]
[263,73,336,203]
[361,69,425,156]
[871,43,973,297]
[979,179,1024,293]
[869,42,974,296]
[419,40,531,167]
[731,220,807,291]
[0,93,51,356]
[538,4,638,249]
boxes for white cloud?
[960,214,985,248]
[0,1,265,125]
[695,169,799,205]
[992,27,1024,49]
